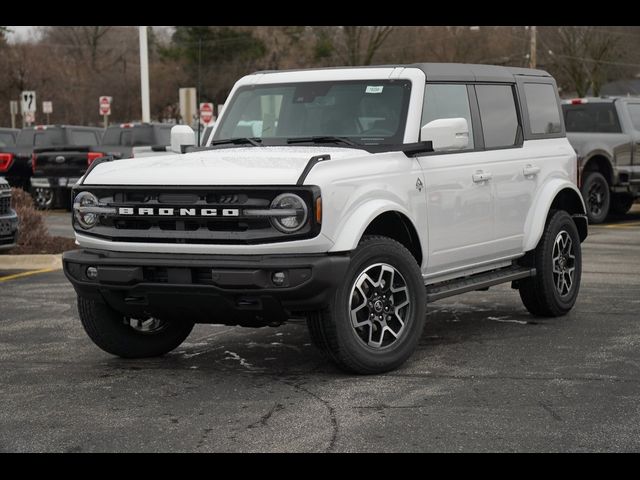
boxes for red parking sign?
[99,96,112,116]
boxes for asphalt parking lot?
[1,208,640,452]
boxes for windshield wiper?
[286,136,361,147]
[209,137,263,147]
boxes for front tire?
[31,187,55,210]
[518,210,582,317]
[581,171,610,224]
[306,235,426,374]
[77,295,194,358]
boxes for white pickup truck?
[63,63,588,374]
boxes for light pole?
[529,26,537,69]
[139,26,151,123]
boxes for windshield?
[212,80,411,145]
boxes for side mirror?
[420,117,469,151]
[170,125,196,154]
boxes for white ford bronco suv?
[63,63,588,374]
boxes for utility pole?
[529,26,537,69]
[139,26,151,123]
[197,38,202,146]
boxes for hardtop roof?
[253,63,551,82]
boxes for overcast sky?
[5,26,38,42]
[5,26,173,43]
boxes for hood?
[83,146,370,186]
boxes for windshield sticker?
[365,86,384,94]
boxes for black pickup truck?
[562,97,640,223]
[31,123,173,209]
[2,125,101,193]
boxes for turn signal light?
[0,153,13,172]
[315,197,322,224]
[87,152,106,166]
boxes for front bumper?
[0,209,19,250]
[63,249,350,326]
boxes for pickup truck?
[562,97,640,223]
[64,63,587,374]
[0,128,19,148]
[1,125,103,202]
[31,123,172,209]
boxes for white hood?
[83,146,370,185]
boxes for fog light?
[272,271,287,287]
[86,266,98,280]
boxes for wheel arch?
[581,152,614,187]
[329,201,424,268]
[523,180,587,252]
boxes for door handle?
[523,164,540,177]
[472,171,492,183]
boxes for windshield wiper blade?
[209,137,263,147]
[286,136,360,147]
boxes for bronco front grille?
[72,186,320,244]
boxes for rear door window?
[627,104,640,131]
[475,84,520,149]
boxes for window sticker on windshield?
[366,86,384,94]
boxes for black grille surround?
[72,185,321,245]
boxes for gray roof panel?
[253,63,552,82]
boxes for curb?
[0,254,63,270]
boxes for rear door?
[625,102,640,184]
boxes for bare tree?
[546,27,623,97]
[338,26,394,66]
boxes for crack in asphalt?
[247,403,285,429]
[539,401,563,422]
[279,379,339,453]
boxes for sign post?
[42,101,53,125]
[9,101,18,129]
[21,90,37,127]
[99,96,112,128]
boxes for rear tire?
[306,235,426,374]
[581,171,610,224]
[610,193,634,216]
[518,210,582,317]
[77,295,194,358]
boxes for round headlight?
[74,191,100,229]
[270,193,308,233]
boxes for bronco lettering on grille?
[118,207,239,217]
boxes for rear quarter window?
[524,83,562,135]
[627,104,640,131]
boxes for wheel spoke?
[349,262,410,349]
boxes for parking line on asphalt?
[602,222,640,229]
[0,268,58,283]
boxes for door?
[626,102,640,183]
[474,83,533,258]
[418,83,495,277]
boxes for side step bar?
[426,265,536,302]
